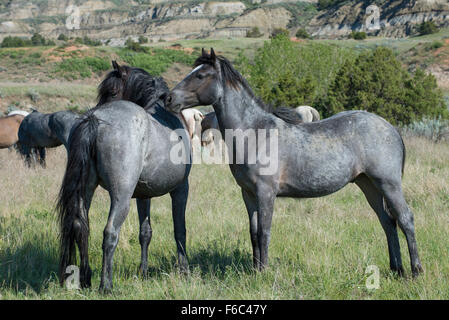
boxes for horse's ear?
[112,60,119,70]
[210,48,216,61]
[115,64,128,80]
[201,48,206,56]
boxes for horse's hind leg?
[355,174,403,274]
[170,180,189,271]
[375,180,423,277]
[99,191,132,293]
[137,198,152,276]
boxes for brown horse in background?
[0,114,25,149]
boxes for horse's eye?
[197,73,204,80]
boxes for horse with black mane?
[166,49,423,277]
[57,61,191,292]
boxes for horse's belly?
[278,177,351,198]
[132,162,189,198]
[277,157,358,198]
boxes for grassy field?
[1,30,448,299]
[0,136,448,299]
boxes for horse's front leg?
[242,189,261,270]
[256,185,276,270]
[170,180,189,271]
[136,198,152,277]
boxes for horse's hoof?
[138,266,148,279]
[412,264,424,278]
[391,266,405,277]
[99,285,113,295]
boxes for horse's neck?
[147,103,188,132]
[213,86,270,132]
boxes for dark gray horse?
[17,110,80,167]
[166,49,423,277]
[58,62,191,293]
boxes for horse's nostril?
[167,95,172,103]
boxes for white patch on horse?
[188,64,203,76]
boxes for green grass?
[147,38,266,61]
[117,47,196,76]
[54,57,111,80]
[0,137,448,299]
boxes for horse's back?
[277,111,404,197]
[18,111,60,148]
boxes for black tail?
[57,112,99,286]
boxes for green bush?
[118,47,195,76]
[27,89,40,103]
[417,21,439,36]
[246,27,263,38]
[426,41,444,51]
[138,35,148,44]
[31,33,46,46]
[295,28,311,39]
[29,52,42,59]
[402,116,449,142]
[55,57,109,80]
[317,0,346,10]
[270,28,289,39]
[350,31,367,40]
[235,34,354,108]
[125,38,149,53]
[1,36,32,48]
[1,34,55,48]
[82,36,101,46]
[58,34,68,41]
[325,47,448,125]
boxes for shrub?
[235,34,354,108]
[82,36,101,46]
[246,27,263,38]
[58,34,68,41]
[125,38,149,53]
[30,52,42,59]
[326,47,448,125]
[31,33,46,46]
[295,28,311,39]
[270,28,289,39]
[401,117,449,142]
[55,57,109,79]
[138,35,148,44]
[1,36,31,48]
[317,0,346,10]
[118,47,195,76]
[350,31,367,40]
[27,89,40,103]
[417,21,439,36]
[426,41,444,51]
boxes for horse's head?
[167,48,237,113]
[97,61,169,109]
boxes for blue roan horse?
[166,49,423,277]
[58,62,192,293]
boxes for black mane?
[194,53,302,125]
[97,66,169,110]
